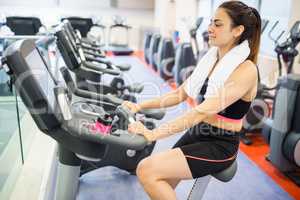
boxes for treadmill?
[106,16,134,55]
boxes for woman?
[123,1,261,199]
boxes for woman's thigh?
[138,148,193,181]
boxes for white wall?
[257,55,278,87]
[175,0,198,43]
[154,0,176,37]
[0,1,155,50]
[153,0,199,40]
[116,0,154,9]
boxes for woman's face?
[208,8,243,47]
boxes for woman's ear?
[233,25,245,38]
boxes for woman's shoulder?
[226,59,258,86]
[232,59,257,78]
[239,59,257,71]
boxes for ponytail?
[248,8,261,64]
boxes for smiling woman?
[123,1,261,199]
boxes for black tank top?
[198,77,251,120]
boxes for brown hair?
[219,1,261,64]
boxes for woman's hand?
[122,101,141,113]
[128,121,155,142]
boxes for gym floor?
[73,54,299,200]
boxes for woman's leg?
[136,148,193,200]
[163,130,197,190]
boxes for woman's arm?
[139,61,257,141]
[136,83,189,111]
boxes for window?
[260,0,292,56]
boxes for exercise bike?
[173,17,208,87]
[2,39,240,200]
[55,26,142,102]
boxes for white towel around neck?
[184,40,250,99]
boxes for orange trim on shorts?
[215,114,243,124]
[185,153,238,163]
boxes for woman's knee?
[167,179,180,189]
[136,157,156,181]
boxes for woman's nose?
[208,25,214,34]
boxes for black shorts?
[172,122,239,178]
